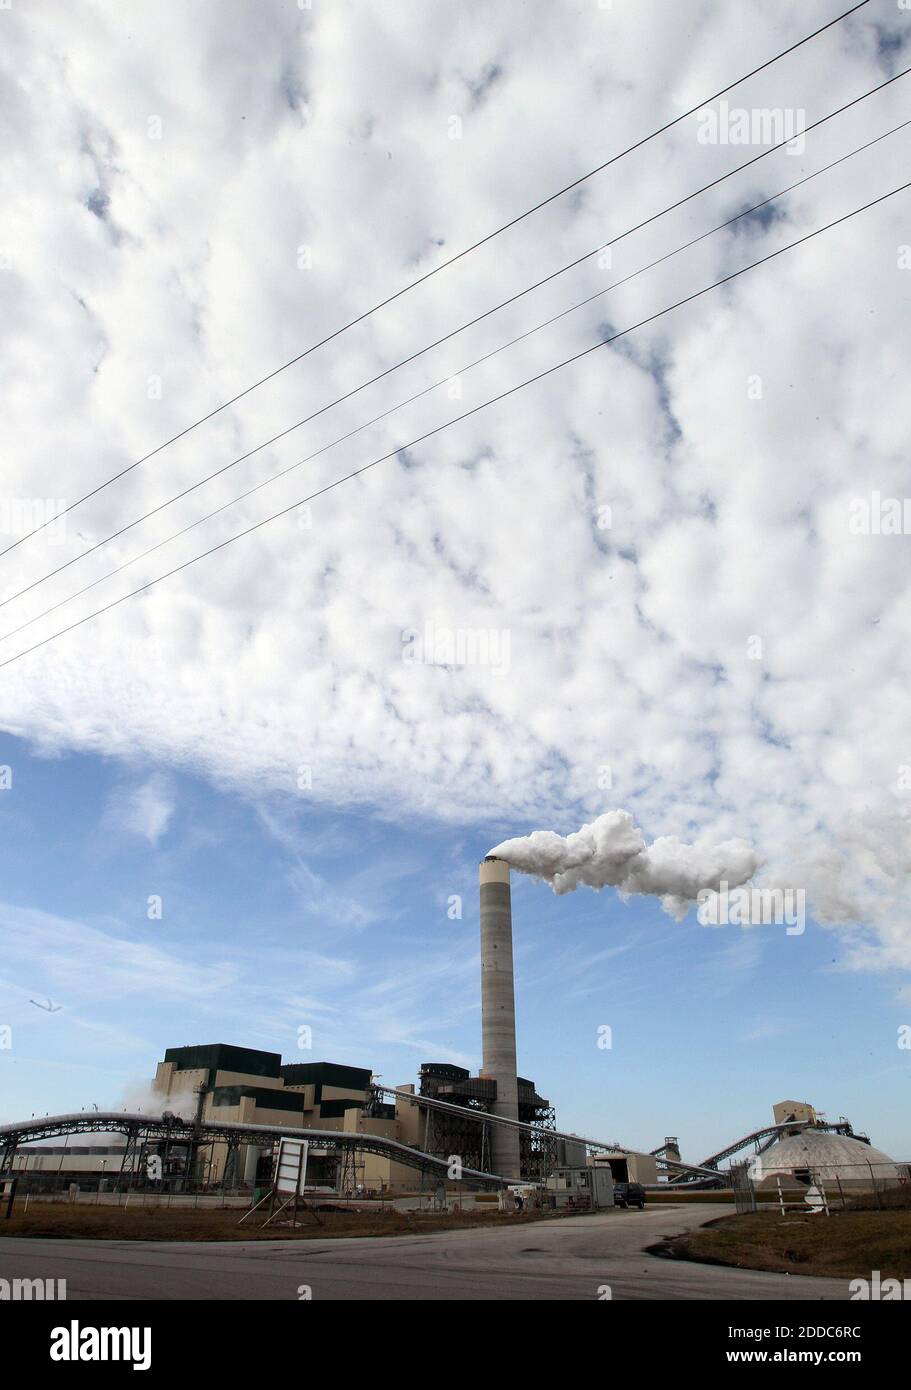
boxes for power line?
[5,60,907,614]
[0,0,871,560]
[4,116,908,649]
[2,177,907,675]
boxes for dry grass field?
[658,1210,911,1280]
[0,1199,564,1243]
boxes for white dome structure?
[756,1129,902,1188]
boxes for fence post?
[869,1161,883,1210]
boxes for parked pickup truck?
[612,1181,646,1210]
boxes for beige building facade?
[151,1044,471,1192]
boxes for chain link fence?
[728,1159,910,1213]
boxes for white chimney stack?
[479,856,521,1179]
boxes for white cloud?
[740,1016,795,1044]
[107,773,175,845]
[0,901,238,1005]
[0,898,483,1098]
[0,1,909,968]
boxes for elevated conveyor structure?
[0,1112,510,1189]
[664,1118,859,1184]
[375,1086,724,1181]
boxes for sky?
[0,0,909,1163]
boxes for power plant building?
[8,855,566,1193]
[18,867,895,1200]
[153,1045,374,1130]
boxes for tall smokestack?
[479,856,522,1180]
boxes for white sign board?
[274,1138,310,1196]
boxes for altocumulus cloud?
[0,1,909,968]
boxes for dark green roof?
[319,1098,364,1119]
[165,1044,282,1079]
[281,1062,371,1091]
[211,1085,305,1114]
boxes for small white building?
[547,1165,614,1209]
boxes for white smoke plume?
[489,810,762,919]
[116,1081,200,1120]
[50,1084,203,1149]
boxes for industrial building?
[417,1065,554,1176]
[9,1141,129,1190]
[113,858,553,1189]
[149,1045,378,1186]
[4,858,904,1202]
[146,1041,560,1192]
[0,856,688,1195]
[154,1045,373,1126]
[593,1150,659,1185]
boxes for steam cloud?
[489,810,761,919]
[117,1082,199,1120]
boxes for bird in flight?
[29,998,62,1013]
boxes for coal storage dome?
[756,1129,901,1185]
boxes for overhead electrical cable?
[0,0,871,559]
[1,176,907,674]
[3,117,908,648]
[4,60,907,614]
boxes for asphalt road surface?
[0,1204,853,1300]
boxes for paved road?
[0,1205,852,1300]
